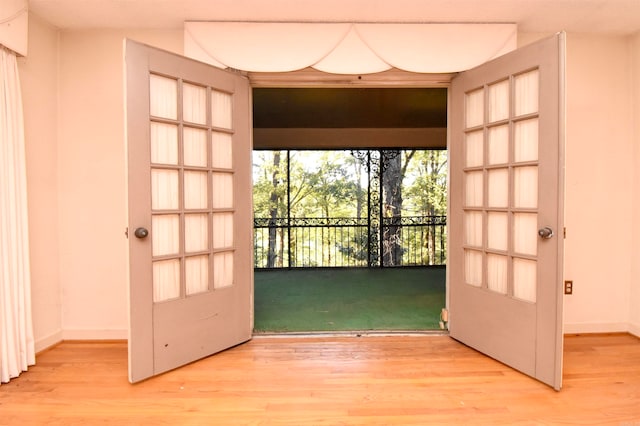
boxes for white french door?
[123,31,564,388]
[125,40,253,383]
[449,33,565,389]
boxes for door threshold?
[252,330,449,338]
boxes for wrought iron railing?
[254,215,446,268]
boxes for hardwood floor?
[1,334,639,425]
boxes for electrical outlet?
[564,280,573,295]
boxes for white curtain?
[0,45,35,384]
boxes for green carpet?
[254,267,446,332]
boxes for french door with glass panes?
[125,40,253,383]
[124,33,565,387]
[449,33,565,390]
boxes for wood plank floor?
[1,334,639,425]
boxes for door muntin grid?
[149,74,236,302]
[462,68,540,303]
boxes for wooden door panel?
[125,40,253,383]
[449,33,565,389]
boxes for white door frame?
[248,68,455,327]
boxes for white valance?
[0,0,28,56]
[184,22,517,74]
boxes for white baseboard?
[35,329,127,354]
[35,325,638,351]
[61,329,128,340]
[35,330,63,353]
[564,322,630,335]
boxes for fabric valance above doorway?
[184,22,517,74]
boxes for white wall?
[20,20,640,345]
[18,13,62,351]
[563,34,635,333]
[520,32,638,336]
[19,19,183,348]
[630,31,640,337]
[56,29,182,340]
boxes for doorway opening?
[251,87,448,332]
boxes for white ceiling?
[27,0,640,34]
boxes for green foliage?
[253,149,448,267]
[289,151,360,218]
[253,151,365,219]
[252,150,288,218]
[403,150,448,217]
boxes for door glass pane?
[150,122,178,165]
[213,252,233,289]
[464,211,483,247]
[513,212,538,256]
[183,127,208,167]
[183,83,207,125]
[213,213,234,248]
[212,132,233,169]
[487,212,508,251]
[464,171,483,207]
[465,88,484,128]
[149,75,177,120]
[212,172,233,208]
[488,79,509,123]
[514,69,539,116]
[488,125,509,165]
[152,214,180,256]
[514,166,538,208]
[185,255,209,295]
[464,249,483,287]
[487,168,508,208]
[465,130,483,167]
[212,90,232,129]
[151,169,179,210]
[184,171,209,209]
[487,254,508,295]
[514,118,539,162]
[513,258,537,302]
[152,259,180,302]
[185,213,208,252]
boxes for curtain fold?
[185,22,351,72]
[0,45,35,384]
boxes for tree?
[252,151,287,267]
[382,150,415,266]
[291,151,361,265]
[253,149,447,268]
[404,150,448,264]
[267,151,282,267]
[347,151,367,220]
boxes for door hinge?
[125,227,129,239]
[563,227,566,239]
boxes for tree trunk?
[354,159,363,220]
[381,150,416,266]
[429,152,438,264]
[267,151,281,268]
[382,151,403,266]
